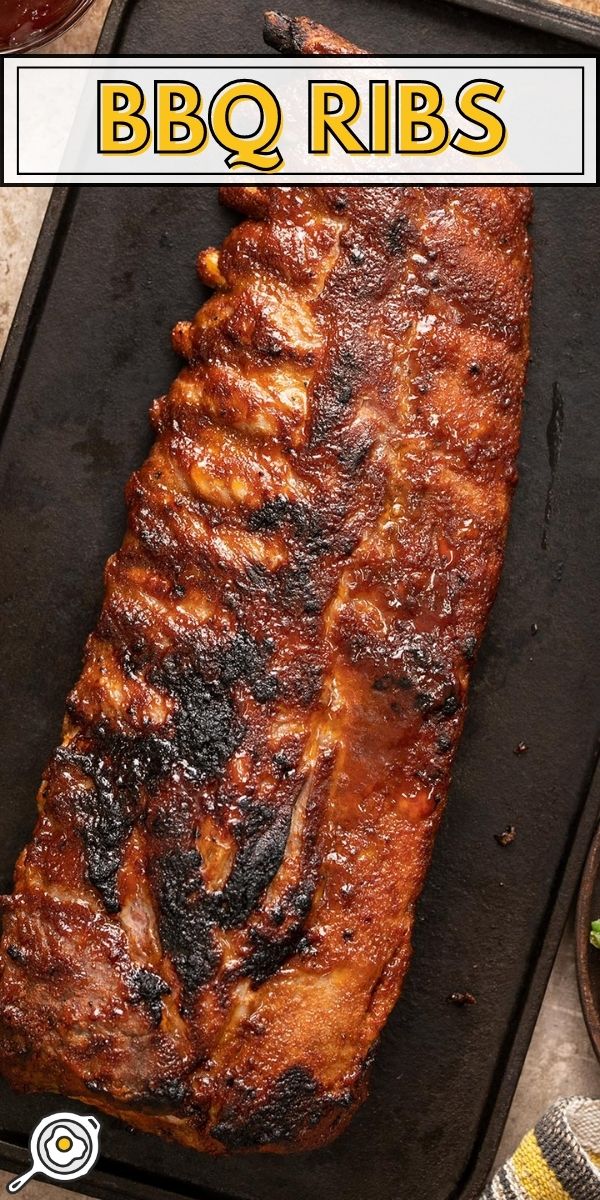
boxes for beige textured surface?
[545,0,600,12]
[34,0,110,54]
[0,1,599,1194]
[0,0,111,353]
[0,187,51,348]
[0,1175,76,1200]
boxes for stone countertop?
[0,3,599,1196]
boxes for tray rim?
[1,5,600,1194]
[443,0,600,49]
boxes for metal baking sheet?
[444,0,600,49]
[1,6,599,1200]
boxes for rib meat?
[263,11,367,54]
[0,179,532,1152]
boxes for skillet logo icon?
[7,1113,100,1193]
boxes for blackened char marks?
[151,1078,188,1106]
[243,879,316,986]
[240,758,325,984]
[219,802,294,929]
[285,659,323,707]
[63,673,237,913]
[247,496,291,533]
[128,966,171,1025]
[211,1065,353,1150]
[152,739,326,994]
[162,663,244,782]
[249,497,331,557]
[243,925,304,987]
[269,506,346,618]
[153,793,306,996]
[312,347,361,441]
[155,848,219,994]
[57,734,168,913]
[215,630,279,703]
[66,630,278,915]
[129,1076,191,1114]
[156,630,278,779]
[73,759,133,914]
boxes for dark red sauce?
[0,0,92,51]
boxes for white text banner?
[2,56,596,184]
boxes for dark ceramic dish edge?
[576,823,600,1062]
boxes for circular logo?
[8,1112,101,1193]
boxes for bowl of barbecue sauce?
[0,0,96,52]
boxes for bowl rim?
[575,820,600,1062]
[0,0,97,54]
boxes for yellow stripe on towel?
[512,1131,571,1200]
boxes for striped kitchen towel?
[483,1099,600,1199]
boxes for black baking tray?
[95,0,597,56]
[1,6,600,1200]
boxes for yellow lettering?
[98,81,150,155]
[309,82,367,154]
[398,81,448,154]
[370,81,390,154]
[155,82,207,154]
[209,80,283,172]
[452,80,506,156]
